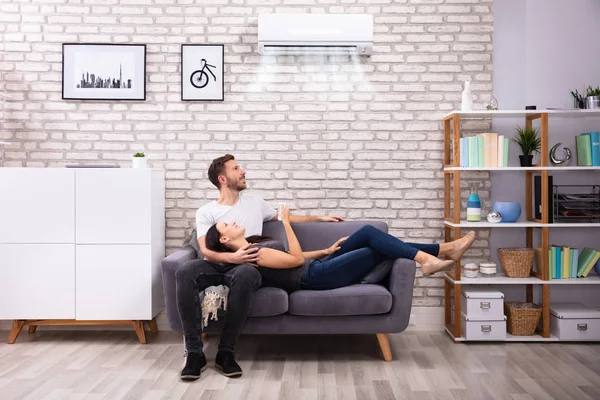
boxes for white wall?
[492,0,600,305]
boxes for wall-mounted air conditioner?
[258,14,373,56]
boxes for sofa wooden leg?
[201,333,208,340]
[376,333,392,362]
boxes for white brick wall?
[0,0,493,308]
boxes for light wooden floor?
[1,330,599,400]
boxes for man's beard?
[226,178,246,191]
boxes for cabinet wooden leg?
[132,321,147,344]
[148,318,158,334]
[28,325,38,334]
[8,320,25,344]
[376,333,392,362]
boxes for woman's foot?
[448,231,476,262]
[422,259,455,277]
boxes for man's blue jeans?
[300,225,439,290]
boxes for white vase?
[132,157,147,168]
[461,81,473,111]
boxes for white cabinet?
[76,245,152,320]
[0,168,75,243]
[0,244,75,319]
[0,168,165,342]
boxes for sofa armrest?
[161,247,197,333]
[386,258,416,332]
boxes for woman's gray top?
[253,240,313,293]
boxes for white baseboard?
[1,307,445,333]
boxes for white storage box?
[461,313,507,341]
[550,303,600,340]
[461,288,504,318]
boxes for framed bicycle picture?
[181,44,224,101]
[62,43,146,100]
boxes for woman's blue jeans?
[300,225,439,290]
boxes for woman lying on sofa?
[204,205,475,292]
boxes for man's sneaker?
[180,352,207,381]
[214,350,243,377]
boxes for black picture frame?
[181,44,224,101]
[62,43,146,101]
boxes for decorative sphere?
[487,211,502,223]
[492,202,521,223]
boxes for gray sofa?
[161,220,416,361]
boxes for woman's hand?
[280,204,291,224]
[325,236,348,255]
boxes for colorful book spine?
[549,248,554,279]
[474,137,479,168]
[577,248,599,277]
[562,247,570,279]
[556,246,562,279]
[571,249,578,279]
[468,137,476,167]
[503,138,509,167]
[589,132,600,166]
[498,134,505,167]
[477,135,484,168]
[576,134,592,166]
[460,138,468,167]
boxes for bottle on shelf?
[461,81,473,112]
[467,182,481,222]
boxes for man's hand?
[325,236,348,255]
[317,215,346,222]
[230,243,260,265]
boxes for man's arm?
[198,236,260,264]
[270,213,346,223]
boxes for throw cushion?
[361,259,393,284]
[185,228,202,258]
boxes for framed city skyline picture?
[62,43,146,100]
[181,44,224,101]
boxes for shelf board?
[446,273,600,285]
[445,109,600,119]
[549,276,600,284]
[444,221,600,228]
[444,327,559,342]
[444,166,600,171]
[445,273,546,285]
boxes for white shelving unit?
[443,109,600,343]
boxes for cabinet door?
[76,245,151,320]
[0,244,75,319]
[0,168,75,243]
[75,169,151,244]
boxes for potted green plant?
[132,152,147,168]
[585,85,600,109]
[512,126,541,167]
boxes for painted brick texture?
[0,0,493,307]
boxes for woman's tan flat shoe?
[449,231,476,262]
[422,259,455,277]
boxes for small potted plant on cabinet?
[132,152,147,168]
[513,126,541,167]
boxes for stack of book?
[576,132,600,166]
[536,246,600,279]
[459,133,510,168]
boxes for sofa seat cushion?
[248,287,289,317]
[288,284,392,317]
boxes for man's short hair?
[208,154,235,189]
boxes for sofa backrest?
[262,220,388,251]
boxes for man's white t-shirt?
[196,195,277,239]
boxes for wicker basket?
[504,302,542,336]
[497,248,534,277]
